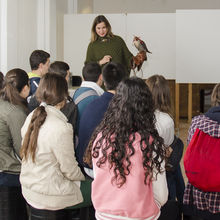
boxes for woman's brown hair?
[91,15,114,42]
[20,73,68,162]
[146,75,172,116]
[0,68,29,112]
[211,83,220,107]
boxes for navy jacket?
[76,92,114,167]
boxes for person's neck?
[107,90,115,94]
[32,69,42,77]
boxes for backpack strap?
[74,89,98,105]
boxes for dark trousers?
[29,178,94,220]
[166,165,185,203]
[30,206,69,220]
[0,186,28,220]
[158,200,180,220]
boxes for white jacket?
[20,105,85,210]
[155,110,174,146]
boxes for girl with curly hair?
[84,77,168,220]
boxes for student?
[28,49,50,96]
[183,83,220,220]
[20,73,85,219]
[49,61,78,132]
[76,62,126,175]
[73,62,104,134]
[146,75,185,220]
[85,15,145,76]
[0,68,30,220]
[28,61,78,133]
[84,77,168,220]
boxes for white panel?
[0,0,7,74]
[37,0,46,49]
[64,14,126,76]
[17,0,37,72]
[7,0,18,70]
[127,13,176,79]
[176,10,220,83]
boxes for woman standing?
[0,68,30,220]
[84,77,168,220]
[85,15,138,77]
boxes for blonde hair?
[91,15,114,42]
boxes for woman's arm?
[8,107,27,158]
[85,43,96,64]
[152,160,168,207]
[119,36,133,73]
[52,125,85,181]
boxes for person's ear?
[20,84,30,99]
[97,74,103,86]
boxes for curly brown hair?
[84,77,166,187]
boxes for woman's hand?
[98,55,112,65]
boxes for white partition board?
[127,14,176,79]
[176,10,220,83]
[64,14,126,76]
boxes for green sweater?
[85,35,133,76]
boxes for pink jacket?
[92,132,161,219]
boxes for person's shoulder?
[155,110,173,122]
[28,72,40,79]
[74,87,98,100]
[191,114,207,125]
[87,40,97,48]
[0,100,26,117]
[113,35,125,42]
[45,106,72,131]
[80,96,101,118]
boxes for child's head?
[0,68,29,110]
[29,50,50,75]
[82,62,102,83]
[211,83,220,107]
[112,77,155,130]
[146,74,171,115]
[102,62,127,90]
[36,73,68,106]
[49,61,70,82]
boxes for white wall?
[93,0,220,13]
[56,0,68,61]
[176,10,220,83]
[0,0,58,73]
[17,0,37,72]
